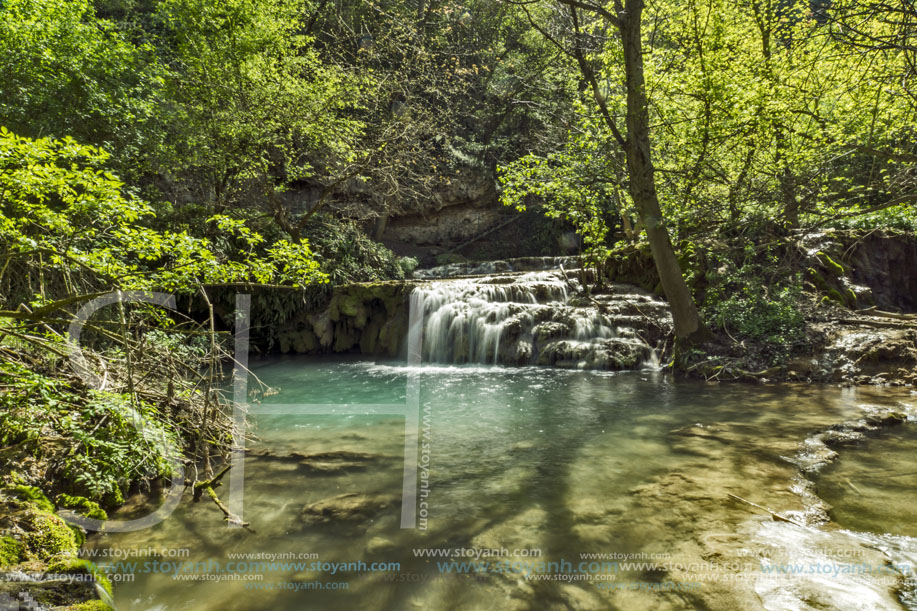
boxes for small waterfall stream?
[409,266,672,368]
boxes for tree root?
[688,359,782,382]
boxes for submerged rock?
[249,449,383,476]
[794,405,911,476]
[301,493,394,525]
[365,536,396,555]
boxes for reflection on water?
[87,357,916,610]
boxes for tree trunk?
[619,1,708,346]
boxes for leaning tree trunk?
[619,0,708,347]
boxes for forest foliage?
[500,0,917,265]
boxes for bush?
[825,204,917,233]
[0,361,179,505]
[705,252,807,362]
[304,215,409,284]
[712,284,805,346]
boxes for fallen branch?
[558,265,578,293]
[854,308,917,321]
[839,318,917,329]
[193,465,252,529]
[845,478,864,496]
[727,493,804,527]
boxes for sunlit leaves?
[0,128,327,292]
[498,124,621,269]
[0,0,163,179]
[155,0,366,206]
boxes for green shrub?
[398,256,419,277]
[712,283,805,348]
[0,361,179,504]
[704,250,807,362]
[304,216,407,284]
[826,204,917,232]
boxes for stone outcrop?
[273,281,416,357]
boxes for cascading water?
[409,268,673,368]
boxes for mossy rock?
[0,536,24,567]
[377,313,407,356]
[825,287,849,306]
[55,494,108,521]
[22,510,79,560]
[292,329,319,353]
[332,321,358,352]
[277,330,296,353]
[69,524,87,547]
[334,293,367,320]
[816,251,847,276]
[46,558,113,597]
[66,601,114,611]
[0,581,99,610]
[359,315,385,353]
[9,485,55,513]
[806,267,828,290]
[307,311,333,347]
[845,287,858,306]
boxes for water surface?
[88,358,916,610]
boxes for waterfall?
[409,269,673,369]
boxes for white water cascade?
[409,266,673,369]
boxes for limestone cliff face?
[383,200,503,247]
[795,230,917,312]
[337,169,569,261]
[380,169,499,247]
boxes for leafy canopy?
[0,127,327,294]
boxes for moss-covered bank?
[0,483,112,609]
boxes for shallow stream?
[87,358,917,610]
